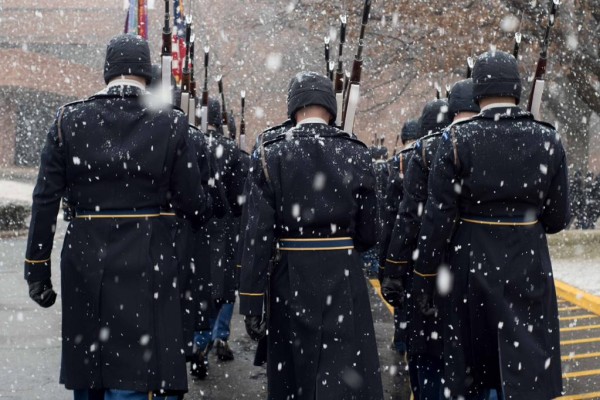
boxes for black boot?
[215,338,234,361]
[190,351,208,379]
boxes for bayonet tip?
[241,90,246,98]
[324,36,330,44]
[340,15,347,24]
[204,46,210,54]
[515,32,522,43]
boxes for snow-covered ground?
[0,180,34,204]
[553,258,600,296]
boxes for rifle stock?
[527,0,560,120]
[240,91,246,151]
[188,35,196,126]
[218,76,230,138]
[201,46,210,132]
[342,0,371,134]
[161,0,172,102]
[334,15,347,127]
[180,17,192,116]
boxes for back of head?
[472,50,521,104]
[418,99,450,137]
[104,34,152,84]
[208,97,222,128]
[448,78,480,118]
[400,119,420,144]
[287,71,337,124]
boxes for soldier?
[362,145,389,277]
[191,98,248,377]
[383,83,478,399]
[377,119,420,361]
[24,34,213,400]
[413,51,570,399]
[239,71,384,399]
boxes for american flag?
[172,0,187,85]
[124,0,148,39]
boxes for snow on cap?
[472,50,522,104]
[104,34,153,85]
[287,71,337,124]
[448,78,480,117]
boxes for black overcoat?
[385,132,444,361]
[205,131,248,303]
[415,107,570,399]
[239,123,384,400]
[24,86,212,392]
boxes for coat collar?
[478,106,532,121]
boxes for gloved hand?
[244,315,266,341]
[28,279,57,308]
[381,277,405,306]
[412,275,437,317]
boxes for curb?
[555,279,600,316]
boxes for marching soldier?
[239,72,384,399]
[379,119,421,268]
[382,98,451,399]
[414,51,570,399]
[24,34,213,400]
[191,98,248,377]
[378,118,419,361]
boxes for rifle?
[342,0,371,134]
[392,132,401,156]
[240,91,246,151]
[328,61,335,81]
[513,11,523,59]
[334,15,347,127]
[466,56,474,78]
[200,46,210,132]
[161,0,172,102]
[180,17,192,116]
[435,82,441,100]
[218,76,230,138]
[527,0,560,120]
[188,35,196,126]
[445,84,451,98]
[324,36,330,76]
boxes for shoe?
[215,338,234,361]
[190,351,208,379]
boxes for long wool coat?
[24,86,212,393]
[239,123,384,400]
[415,107,570,399]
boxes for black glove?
[28,279,57,308]
[412,274,437,317]
[381,277,405,306]
[415,291,437,316]
[244,315,266,341]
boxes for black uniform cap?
[400,119,420,143]
[104,34,153,84]
[418,99,450,137]
[472,50,522,104]
[287,72,337,124]
[448,78,480,118]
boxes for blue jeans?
[212,302,234,341]
[194,302,235,351]
[74,389,180,400]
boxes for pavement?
[0,220,410,400]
